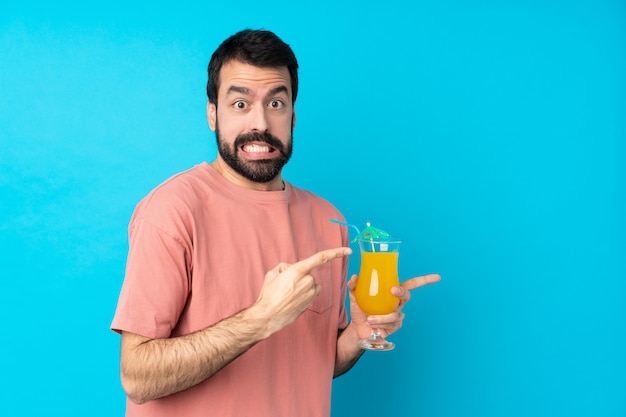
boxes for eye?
[268,99,284,109]
[233,100,247,110]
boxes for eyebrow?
[225,85,289,98]
[268,85,289,97]
[226,85,251,96]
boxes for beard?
[215,123,293,184]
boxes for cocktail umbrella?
[356,222,391,242]
[329,219,392,246]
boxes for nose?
[249,105,269,133]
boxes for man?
[111,29,440,417]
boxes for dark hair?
[206,29,299,105]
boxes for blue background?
[1,1,624,416]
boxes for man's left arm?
[334,324,364,377]
[333,273,441,377]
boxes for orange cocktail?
[355,251,400,315]
[354,238,402,351]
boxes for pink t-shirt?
[111,162,349,417]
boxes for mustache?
[234,131,285,152]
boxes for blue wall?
[1,1,624,415]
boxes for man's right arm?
[119,247,352,404]
[120,302,271,404]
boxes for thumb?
[314,283,322,297]
[347,274,358,291]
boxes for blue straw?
[329,218,362,240]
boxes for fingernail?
[367,317,376,325]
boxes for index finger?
[401,274,441,291]
[292,247,352,275]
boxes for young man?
[111,29,439,417]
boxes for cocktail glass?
[355,238,402,351]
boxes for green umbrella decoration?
[329,219,392,244]
[356,222,391,242]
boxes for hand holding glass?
[355,238,402,351]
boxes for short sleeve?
[111,218,191,338]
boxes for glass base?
[357,333,395,351]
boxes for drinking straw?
[329,218,361,236]
[329,218,363,250]
[329,219,381,252]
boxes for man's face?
[207,60,295,184]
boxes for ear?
[291,110,296,130]
[207,102,217,131]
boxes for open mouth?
[240,142,279,159]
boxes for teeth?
[244,144,270,153]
